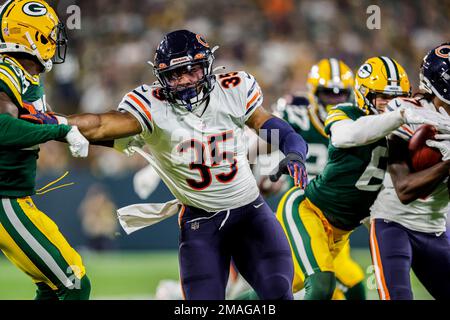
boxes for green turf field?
[0,249,432,300]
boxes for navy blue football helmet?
[420,42,450,104]
[153,30,216,110]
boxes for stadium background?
[0,0,448,299]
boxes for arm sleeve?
[117,87,154,135]
[243,73,263,122]
[0,114,71,148]
[330,108,404,148]
[260,116,308,159]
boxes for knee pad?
[258,274,293,300]
[304,272,336,300]
[57,275,91,300]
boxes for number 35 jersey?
[118,71,262,212]
[305,104,388,230]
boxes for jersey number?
[177,131,238,190]
[219,72,241,89]
[355,146,388,191]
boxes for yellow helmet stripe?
[329,58,341,82]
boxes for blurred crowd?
[36,0,449,176]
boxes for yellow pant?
[0,197,86,291]
[276,187,365,296]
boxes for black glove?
[270,153,308,189]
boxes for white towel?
[117,199,182,235]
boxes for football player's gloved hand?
[401,106,450,133]
[439,107,449,117]
[270,153,308,189]
[20,111,68,125]
[426,139,450,161]
[65,126,89,158]
[434,133,450,141]
[20,111,58,124]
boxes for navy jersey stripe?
[133,89,151,105]
[122,100,153,133]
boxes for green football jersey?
[305,103,388,230]
[277,95,329,187]
[0,55,70,197]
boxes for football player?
[277,59,366,300]
[274,56,450,300]
[26,30,309,300]
[0,0,90,300]
[238,59,366,300]
[370,43,450,300]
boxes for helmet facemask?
[316,87,351,108]
[51,22,68,65]
[155,55,215,111]
[314,87,352,122]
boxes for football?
[408,124,442,171]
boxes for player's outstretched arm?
[66,110,142,141]
[388,135,450,204]
[0,92,74,149]
[246,107,308,188]
[329,108,406,148]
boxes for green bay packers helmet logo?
[22,1,48,16]
[357,63,372,79]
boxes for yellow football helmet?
[0,0,67,72]
[307,58,354,122]
[355,56,411,114]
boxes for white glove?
[401,106,438,125]
[65,126,89,158]
[401,106,450,134]
[439,106,449,117]
[426,139,450,161]
[434,134,450,140]
[133,164,161,200]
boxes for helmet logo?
[196,34,209,48]
[357,63,372,79]
[435,45,450,59]
[22,2,48,17]
[194,53,205,60]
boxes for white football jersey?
[370,98,449,233]
[117,71,263,211]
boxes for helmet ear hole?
[40,34,48,45]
